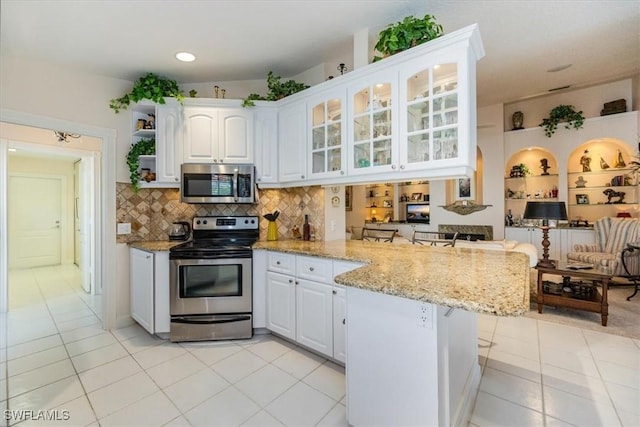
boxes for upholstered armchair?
[566,217,640,276]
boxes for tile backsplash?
[116,183,325,243]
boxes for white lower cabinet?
[296,278,333,356]
[505,226,594,261]
[263,251,361,361]
[129,248,170,335]
[266,271,296,340]
[332,286,346,363]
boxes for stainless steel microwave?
[181,163,255,204]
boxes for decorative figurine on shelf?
[600,157,610,169]
[603,188,625,204]
[189,89,197,98]
[614,149,626,168]
[144,113,155,129]
[540,158,551,175]
[506,209,514,226]
[214,85,220,98]
[511,111,524,130]
[575,176,587,188]
[580,149,592,172]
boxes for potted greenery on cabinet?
[373,14,444,62]
[539,105,585,137]
[109,73,185,113]
[126,138,156,192]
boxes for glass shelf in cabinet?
[569,185,637,190]
[133,129,155,138]
[568,168,633,175]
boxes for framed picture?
[456,176,475,200]
[345,186,352,211]
[411,192,422,201]
[576,194,589,205]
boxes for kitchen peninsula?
[253,240,530,426]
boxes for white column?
[353,28,370,70]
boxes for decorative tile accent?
[116,184,325,243]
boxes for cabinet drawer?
[296,255,333,283]
[267,252,295,275]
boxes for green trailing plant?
[517,163,531,176]
[373,14,444,62]
[109,73,185,113]
[126,138,156,192]
[242,71,310,107]
[539,104,585,137]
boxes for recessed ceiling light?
[547,64,572,73]
[176,52,196,62]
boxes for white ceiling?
[1,0,639,107]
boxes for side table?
[620,242,640,301]
[536,261,611,326]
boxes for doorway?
[0,110,117,330]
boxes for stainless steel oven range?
[169,216,259,342]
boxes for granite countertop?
[253,240,530,316]
[129,240,186,251]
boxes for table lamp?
[371,209,377,222]
[523,201,567,268]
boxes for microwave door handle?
[233,169,239,202]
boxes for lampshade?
[523,201,567,221]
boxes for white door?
[266,271,296,340]
[278,100,307,182]
[130,248,155,333]
[8,175,63,269]
[218,109,253,164]
[183,107,218,163]
[296,278,333,357]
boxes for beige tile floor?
[1,265,639,426]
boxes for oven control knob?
[244,220,249,224]
[196,220,201,225]
[203,220,208,225]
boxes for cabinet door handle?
[174,177,179,182]
[276,261,281,265]
[400,164,405,170]
[295,281,299,285]
[309,267,314,272]
[391,164,397,170]
[342,319,346,325]
[288,279,293,283]
[332,290,337,295]
[340,170,345,175]
[301,175,305,179]
[145,255,151,259]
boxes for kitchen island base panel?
[346,286,480,427]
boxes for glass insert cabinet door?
[351,80,393,172]
[405,63,458,165]
[311,97,343,176]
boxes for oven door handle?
[171,315,251,325]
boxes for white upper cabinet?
[254,105,279,184]
[183,107,218,163]
[278,99,307,182]
[219,108,253,163]
[259,23,483,187]
[308,89,347,179]
[182,103,254,164]
[155,102,182,184]
[347,69,398,177]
